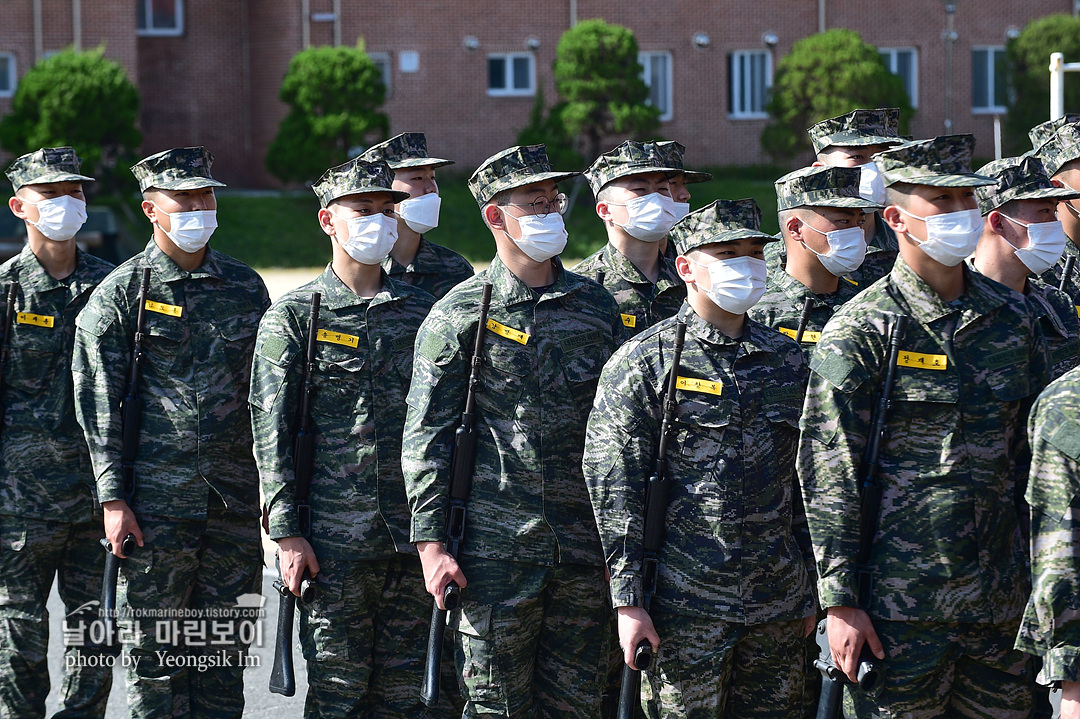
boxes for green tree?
[267,43,388,184]
[761,29,913,163]
[553,19,660,163]
[1005,14,1080,156]
[0,46,141,195]
[515,87,583,172]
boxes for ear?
[784,215,802,242]
[483,203,504,230]
[8,195,28,220]
[675,254,694,282]
[1052,178,1066,188]
[140,199,157,223]
[882,205,905,234]
[318,208,336,238]
[986,210,1005,236]
[595,200,612,222]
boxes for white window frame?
[486,53,535,97]
[971,45,1007,114]
[638,51,673,122]
[728,50,772,120]
[0,53,16,98]
[137,0,184,37]
[368,52,392,98]
[879,47,919,109]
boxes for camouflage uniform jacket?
[381,236,474,300]
[799,256,1049,623]
[251,266,435,561]
[572,243,685,339]
[583,303,815,622]
[402,253,623,567]
[1028,279,1080,380]
[1039,239,1080,310]
[1015,365,1080,683]
[748,267,860,363]
[0,246,113,521]
[72,239,270,520]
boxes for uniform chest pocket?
[562,345,604,418]
[6,323,65,397]
[142,316,186,377]
[984,362,1032,403]
[476,341,530,419]
[761,383,804,429]
[892,370,959,404]
[312,348,365,418]
[671,397,732,463]
[215,314,259,377]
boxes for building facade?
[0,0,1074,188]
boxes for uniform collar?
[677,300,774,355]
[889,254,1009,324]
[603,242,682,292]
[485,253,586,307]
[142,237,228,283]
[316,263,404,312]
[14,244,98,297]
[383,236,435,274]
[772,267,858,308]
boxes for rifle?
[0,281,19,434]
[596,269,606,286]
[420,282,493,707]
[794,296,815,345]
[99,267,151,646]
[269,292,321,697]
[1060,255,1075,293]
[815,313,907,719]
[616,320,688,719]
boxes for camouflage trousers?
[449,556,609,719]
[844,620,1034,719]
[118,502,262,719]
[643,614,805,719]
[0,516,117,719]
[297,553,460,719]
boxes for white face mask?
[610,192,678,242]
[897,206,982,267]
[397,192,441,234]
[505,211,568,262]
[25,195,87,242]
[859,162,887,206]
[338,212,398,265]
[673,201,691,222]
[800,223,867,277]
[690,255,768,314]
[999,214,1068,276]
[153,204,217,253]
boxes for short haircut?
[490,188,515,206]
[885,182,917,209]
[596,184,619,204]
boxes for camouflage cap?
[359,132,454,170]
[1029,115,1080,153]
[669,198,778,255]
[312,158,410,208]
[583,140,682,195]
[808,108,904,154]
[656,140,713,184]
[875,134,995,188]
[468,144,580,206]
[1033,122,1080,177]
[974,155,1080,215]
[775,165,883,211]
[131,147,226,192]
[6,146,94,191]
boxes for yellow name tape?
[145,300,183,317]
[621,313,637,328]
[897,351,947,370]
[486,319,529,345]
[316,329,359,348]
[778,327,820,343]
[16,312,53,328]
[843,277,859,287]
[676,376,722,396]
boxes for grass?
[103,165,787,269]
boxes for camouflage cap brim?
[888,172,996,188]
[817,131,905,151]
[330,187,412,204]
[679,227,778,255]
[977,185,1080,215]
[387,156,455,170]
[150,176,227,191]
[680,169,713,184]
[313,157,409,206]
[800,195,884,210]
[6,146,96,190]
[16,170,95,188]
[472,170,581,206]
[593,164,683,193]
[671,198,778,255]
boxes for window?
[137,0,183,36]
[972,46,1008,113]
[369,52,392,97]
[639,52,673,121]
[728,50,771,119]
[0,54,15,98]
[879,48,918,109]
[487,53,535,97]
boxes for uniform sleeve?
[249,302,303,540]
[798,318,877,610]
[582,346,659,608]
[401,305,467,544]
[72,283,134,504]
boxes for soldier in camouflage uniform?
[1015,364,1080,719]
[360,132,474,299]
[402,144,623,718]
[767,109,904,287]
[573,141,685,339]
[1031,118,1080,308]
[656,141,712,260]
[72,147,270,718]
[799,135,1048,718]
[584,198,816,718]
[972,154,1080,379]
[250,158,456,717]
[749,165,881,363]
[0,148,116,718]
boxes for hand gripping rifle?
[815,314,907,719]
[0,281,20,435]
[98,268,151,646]
[269,292,321,697]
[420,282,493,707]
[616,320,687,719]
[1060,255,1075,293]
